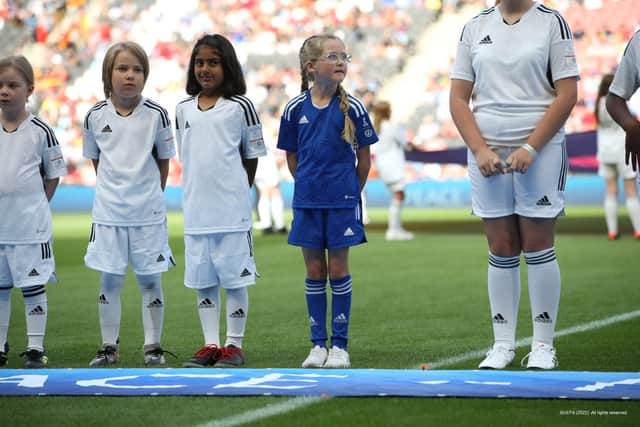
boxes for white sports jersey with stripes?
[82,97,175,226]
[0,114,67,243]
[609,30,640,101]
[176,95,266,234]
[450,2,579,145]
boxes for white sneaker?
[301,345,328,368]
[385,229,414,241]
[522,342,558,369]
[478,344,515,369]
[323,346,351,368]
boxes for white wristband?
[521,143,538,158]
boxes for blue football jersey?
[277,91,377,208]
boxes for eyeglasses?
[319,52,352,63]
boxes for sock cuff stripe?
[332,288,352,296]
[488,253,520,268]
[305,279,327,286]
[330,281,352,291]
[22,285,46,297]
[329,275,352,286]
[305,289,327,295]
[525,249,556,264]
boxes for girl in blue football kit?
[277,34,378,368]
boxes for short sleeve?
[353,109,378,148]
[609,32,640,100]
[450,23,475,82]
[242,122,267,159]
[154,115,176,160]
[82,114,100,160]
[548,12,580,82]
[41,131,67,180]
[277,111,298,152]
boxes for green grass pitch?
[1,207,638,426]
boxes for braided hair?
[299,34,356,147]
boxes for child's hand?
[625,121,640,172]
[506,144,537,174]
[475,146,505,177]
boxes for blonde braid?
[338,85,356,147]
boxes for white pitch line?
[198,309,640,427]
[194,396,325,427]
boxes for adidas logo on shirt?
[343,227,355,237]
[28,305,45,316]
[98,294,108,305]
[536,196,552,206]
[199,298,215,309]
[534,312,553,324]
[492,313,507,324]
[28,268,40,277]
[298,115,309,124]
[333,313,348,324]
[101,124,113,133]
[240,268,252,278]
[229,308,246,318]
[147,298,164,308]
[479,35,493,44]
[156,254,165,262]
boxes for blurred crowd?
[1,0,639,185]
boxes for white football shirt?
[83,97,175,226]
[450,2,579,145]
[371,121,408,184]
[596,97,626,163]
[176,95,266,234]
[0,114,67,243]
[609,30,640,101]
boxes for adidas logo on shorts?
[28,268,40,277]
[536,195,552,206]
[343,227,355,236]
[240,268,252,277]
[156,254,165,262]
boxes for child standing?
[372,100,415,241]
[176,34,266,368]
[277,35,378,368]
[83,42,176,366]
[595,74,640,240]
[0,55,67,368]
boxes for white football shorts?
[0,241,57,288]
[598,160,637,180]
[84,221,175,275]
[468,139,568,219]
[184,231,257,290]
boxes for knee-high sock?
[330,275,352,349]
[136,273,164,346]
[305,279,327,347]
[626,196,640,233]
[256,194,272,229]
[22,285,47,351]
[271,192,285,230]
[98,272,125,346]
[388,199,402,231]
[604,195,618,235]
[197,286,220,346]
[0,288,12,351]
[487,253,520,348]
[0,287,11,349]
[525,248,561,346]
[225,287,249,348]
